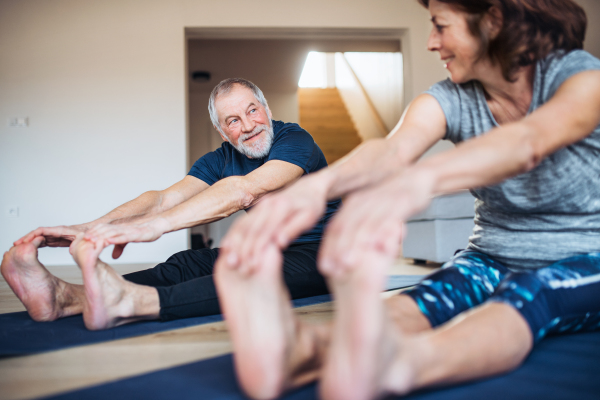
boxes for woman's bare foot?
[319,250,416,400]
[71,235,160,330]
[215,244,326,400]
[1,237,84,321]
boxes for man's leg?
[1,237,84,321]
[70,235,160,330]
[123,247,222,321]
[124,242,330,322]
[279,242,329,299]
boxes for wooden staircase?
[298,88,362,164]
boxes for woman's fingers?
[221,182,327,275]
[318,177,427,279]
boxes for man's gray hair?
[208,78,269,134]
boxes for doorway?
[185,28,406,248]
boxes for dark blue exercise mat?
[45,331,600,400]
[0,275,425,357]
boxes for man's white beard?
[233,122,274,159]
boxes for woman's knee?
[403,250,509,327]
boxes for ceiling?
[187,38,401,94]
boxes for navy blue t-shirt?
[188,120,341,243]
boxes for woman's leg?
[217,248,511,399]
[319,252,530,400]
[389,249,510,334]
[214,243,331,400]
[402,250,509,328]
[491,252,600,342]
[404,252,600,391]
[321,252,600,400]
[382,302,533,395]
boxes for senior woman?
[215,0,600,399]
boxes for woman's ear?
[485,6,503,40]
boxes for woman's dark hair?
[418,0,587,81]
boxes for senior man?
[2,78,339,330]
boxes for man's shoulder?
[267,120,327,172]
[272,120,313,143]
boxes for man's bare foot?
[319,251,416,400]
[71,235,160,330]
[215,244,325,400]
[1,237,84,321]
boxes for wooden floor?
[0,259,439,400]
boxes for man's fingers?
[85,225,107,241]
[30,236,46,248]
[112,243,127,259]
[87,224,123,243]
[14,228,43,245]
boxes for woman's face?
[427,0,487,84]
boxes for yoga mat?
[0,274,424,357]
[45,331,600,400]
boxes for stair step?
[298,87,362,164]
[302,124,358,131]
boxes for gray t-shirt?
[426,50,600,270]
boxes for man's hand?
[220,174,330,275]
[318,169,435,278]
[14,224,91,248]
[83,218,170,259]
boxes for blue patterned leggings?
[404,250,600,343]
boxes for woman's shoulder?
[426,78,480,102]
[539,50,600,78]
[537,50,600,99]
[428,78,478,92]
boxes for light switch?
[8,117,28,127]
[7,206,19,218]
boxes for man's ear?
[215,125,228,142]
[267,106,273,120]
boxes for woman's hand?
[83,218,170,259]
[220,174,330,275]
[318,169,435,278]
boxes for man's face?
[215,84,274,159]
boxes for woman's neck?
[478,64,535,125]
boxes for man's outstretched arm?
[15,176,209,247]
[84,160,304,249]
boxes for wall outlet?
[8,117,28,127]
[7,206,19,218]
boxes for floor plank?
[0,258,438,400]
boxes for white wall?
[576,0,600,59]
[2,0,597,264]
[0,0,188,265]
[344,52,404,132]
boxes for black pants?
[123,242,328,321]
